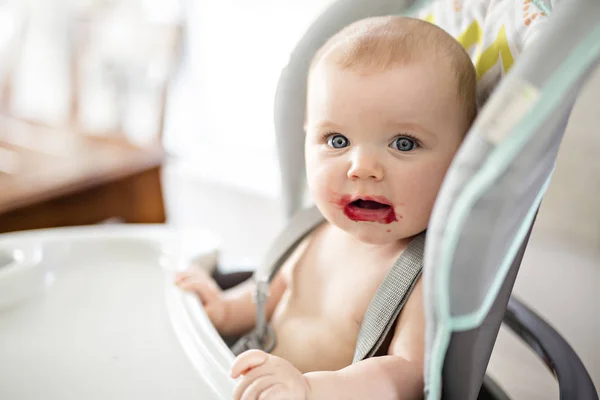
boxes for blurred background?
[0,0,334,233]
[0,0,598,399]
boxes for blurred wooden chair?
[0,117,167,234]
[0,6,182,233]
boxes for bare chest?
[270,225,399,372]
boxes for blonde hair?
[309,16,478,127]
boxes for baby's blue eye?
[328,134,349,149]
[391,137,417,152]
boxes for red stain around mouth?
[332,194,399,224]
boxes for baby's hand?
[175,267,227,331]
[231,350,310,400]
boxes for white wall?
[162,0,335,198]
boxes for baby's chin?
[333,218,409,245]
[352,231,399,245]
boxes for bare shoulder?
[275,221,330,283]
[387,276,425,364]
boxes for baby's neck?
[343,230,413,260]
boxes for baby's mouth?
[349,199,391,210]
[342,196,397,224]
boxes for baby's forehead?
[307,59,460,116]
[306,65,463,134]
[310,60,454,95]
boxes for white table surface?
[0,225,236,400]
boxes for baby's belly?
[270,307,359,373]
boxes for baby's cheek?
[307,163,335,199]
[399,173,444,222]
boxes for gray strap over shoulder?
[353,233,425,362]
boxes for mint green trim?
[532,0,552,15]
[426,23,600,400]
[452,168,554,331]
[403,0,433,17]
[427,317,452,399]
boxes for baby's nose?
[347,152,383,181]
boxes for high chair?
[1,0,598,399]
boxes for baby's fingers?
[178,278,220,304]
[233,375,279,400]
[174,270,193,284]
[174,269,205,285]
[231,350,270,379]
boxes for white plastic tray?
[0,225,236,400]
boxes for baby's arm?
[305,278,425,400]
[219,269,288,337]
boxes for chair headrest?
[415,0,552,105]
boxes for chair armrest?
[503,296,598,400]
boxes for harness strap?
[353,233,425,362]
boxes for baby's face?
[305,62,468,245]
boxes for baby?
[176,16,477,400]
